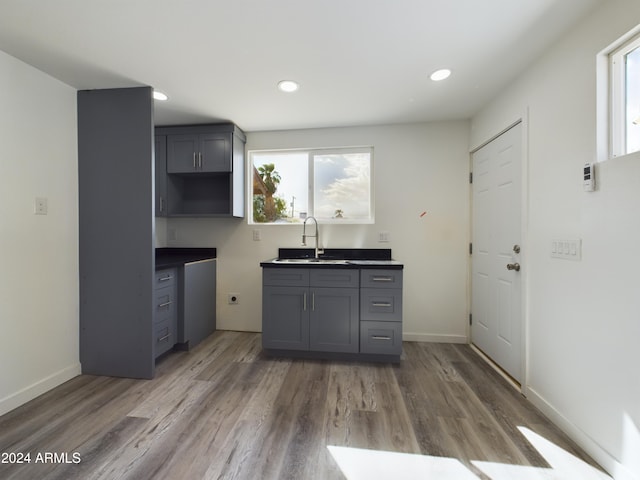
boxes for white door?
[471,123,523,383]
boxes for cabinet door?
[155,135,167,217]
[182,259,216,348]
[309,287,359,353]
[200,132,231,172]
[167,134,199,173]
[262,286,309,350]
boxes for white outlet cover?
[34,197,48,215]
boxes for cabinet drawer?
[360,321,402,355]
[360,269,403,289]
[310,269,359,288]
[263,268,310,287]
[155,268,176,288]
[154,318,175,358]
[154,285,177,323]
[360,288,402,322]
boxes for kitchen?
[1,0,640,479]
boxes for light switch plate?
[551,238,581,261]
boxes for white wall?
[0,51,80,415]
[471,1,640,478]
[161,122,471,343]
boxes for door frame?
[468,111,530,395]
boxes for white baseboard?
[527,387,637,480]
[0,363,81,417]
[402,332,468,344]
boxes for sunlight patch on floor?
[328,426,612,480]
[327,446,478,480]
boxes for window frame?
[609,31,640,158]
[248,146,375,225]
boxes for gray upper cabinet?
[155,135,168,217]
[156,124,245,217]
[167,132,231,173]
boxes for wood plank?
[0,333,604,480]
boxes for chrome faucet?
[301,216,322,258]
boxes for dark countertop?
[156,247,217,269]
[260,248,403,270]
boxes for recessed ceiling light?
[430,69,452,82]
[153,90,168,101]
[278,80,299,93]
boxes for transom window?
[249,147,373,224]
[610,32,640,157]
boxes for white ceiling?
[0,0,601,131]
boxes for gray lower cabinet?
[180,259,217,349]
[262,268,359,353]
[262,285,310,350]
[359,269,403,355]
[154,268,177,358]
[310,287,359,353]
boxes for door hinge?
[469,313,472,325]
[469,172,473,184]
[469,242,472,255]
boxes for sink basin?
[272,258,350,265]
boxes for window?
[250,147,373,224]
[610,32,640,157]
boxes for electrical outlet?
[34,197,48,215]
[228,293,239,304]
[252,229,262,241]
[378,231,390,242]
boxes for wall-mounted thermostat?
[583,162,595,192]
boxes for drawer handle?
[158,275,173,282]
[372,277,393,282]
[372,302,392,307]
[158,301,173,308]
[372,335,391,340]
[303,292,307,311]
[158,333,171,342]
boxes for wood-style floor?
[0,331,602,480]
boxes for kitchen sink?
[272,258,351,265]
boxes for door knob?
[507,263,520,272]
